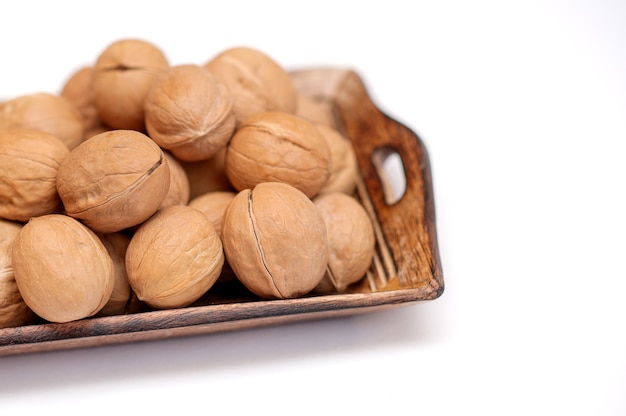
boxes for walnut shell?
[204,47,296,124]
[159,152,190,209]
[0,219,35,328]
[126,205,224,309]
[145,64,236,161]
[294,94,337,128]
[315,124,359,195]
[0,128,69,222]
[95,231,132,316]
[93,38,169,131]
[0,92,84,150]
[56,129,170,233]
[312,193,375,293]
[188,191,236,236]
[225,111,332,198]
[221,182,328,299]
[60,65,103,134]
[11,214,115,323]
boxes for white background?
[1,1,625,414]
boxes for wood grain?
[0,69,444,357]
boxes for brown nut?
[145,64,236,161]
[315,124,359,195]
[313,193,375,293]
[225,111,332,198]
[0,128,69,222]
[0,219,35,328]
[204,47,297,124]
[188,191,236,236]
[126,205,224,309]
[0,92,84,150]
[56,129,170,233]
[159,152,190,209]
[11,214,115,323]
[93,38,169,131]
[221,182,328,299]
[60,66,103,134]
[95,231,132,316]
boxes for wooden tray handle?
[292,69,444,299]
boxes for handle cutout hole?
[371,146,407,205]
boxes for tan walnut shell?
[0,219,35,328]
[313,193,375,293]
[56,129,171,233]
[225,111,332,198]
[0,92,84,150]
[60,65,103,135]
[126,205,224,309]
[159,152,190,209]
[0,128,69,222]
[11,214,115,323]
[95,231,132,316]
[204,46,297,125]
[221,182,328,299]
[315,123,359,195]
[144,64,236,162]
[188,191,236,236]
[93,38,169,131]
[180,148,234,199]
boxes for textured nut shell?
[0,129,69,222]
[0,93,84,150]
[11,214,115,323]
[313,193,375,293]
[160,152,190,209]
[56,130,170,233]
[95,231,132,316]
[225,111,332,198]
[222,182,328,299]
[93,38,169,131]
[145,64,236,161]
[60,66,102,133]
[0,219,35,328]
[188,191,236,236]
[180,148,234,199]
[315,124,359,195]
[126,205,224,309]
[204,47,296,124]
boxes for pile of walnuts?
[0,38,376,326]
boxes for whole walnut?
[60,65,103,134]
[221,182,328,299]
[126,205,224,309]
[294,94,337,128]
[188,191,236,236]
[0,219,35,328]
[56,129,171,233]
[0,92,84,150]
[159,152,190,209]
[315,124,359,195]
[204,46,297,124]
[313,193,375,293]
[93,38,169,131]
[11,214,115,323]
[225,111,332,198]
[0,128,69,222]
[95,231,132,316]
[144,64,236,162]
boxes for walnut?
[11,214,115,323]
[144,64,236,162]
[56,129,170,233]
[0,128,69,222]
[126,205,224,309]
[221,182,328,299]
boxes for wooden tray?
[0,68,444,357]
